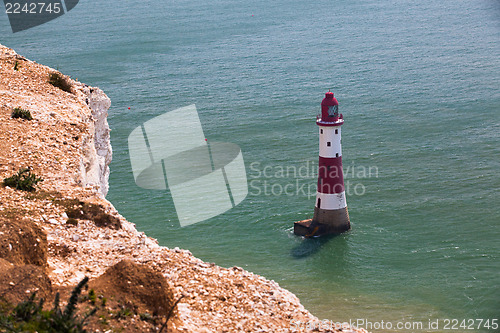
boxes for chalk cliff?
[0,44,367,333]
[79,86,112,197]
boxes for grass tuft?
[11,107,33,120]
[48,71,73,93]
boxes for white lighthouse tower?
[294,91,350,237]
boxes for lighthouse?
[294,91,350,237]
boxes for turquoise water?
[2,0,499,331]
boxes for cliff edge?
[0,44,366,333]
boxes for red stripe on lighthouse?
[317,156,345,194]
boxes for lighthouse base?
[294,207,350,237]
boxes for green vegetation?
[0,277,96,333]
[48,72,73,93]
[3,168,43,192]
[13,61,19,71]
[87,290,96,306]
[11,107,33,120]
[112,306,132,320]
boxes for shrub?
[48,71,73,93]
[14,61,19,71]
[11,107,33,120]
[0,277,96,332]
[3,167,43,192]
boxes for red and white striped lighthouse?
[294,91,350,237]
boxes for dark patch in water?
[291,235,337,259]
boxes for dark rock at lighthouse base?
[293,219,314,237]
[294,207,351,237]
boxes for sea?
[1,0,499,331]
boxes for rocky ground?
[0,44,368,333]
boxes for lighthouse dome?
[317,91,343,126]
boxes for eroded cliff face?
[0,44,368,333]
[78,86,112,197]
